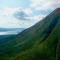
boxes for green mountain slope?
[0,8,60,60]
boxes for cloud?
[0,7,37,28]
[0,7,24,28]
[14,8,32,20]
[0,7,33,21]
[0,6,46,28]
[0,7,23,16]
[30,0,60,16]
[14,11,28,20]
[31,0,60,8]
[24,8,32,15]
[13,7,33,20]
[0,16,22,28]
[1,0,60,28]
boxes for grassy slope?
[0,8,60,60]
[15,19,60,60]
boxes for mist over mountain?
[0,28,25,35]
[0,8,60,60]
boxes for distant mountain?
[0,28,25,35]
[0,28,25,32]
[0,8,60,60]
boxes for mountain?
[0,35,16,44]
[0,8,60,60]
[0,28,25,35]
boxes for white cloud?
[0,16,21,28]
[1,0,60,28]
[14,8,33,20]
[0,7,34,28]
[0,7,23,16]
[24,8,32,15]
[31,0,60,8]
[30,0,60,12]
[31,0,49,8]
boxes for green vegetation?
[0,8,60,60]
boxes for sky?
[0,0,60,28]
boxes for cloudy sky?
[0,0,60,28]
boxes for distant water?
[0,30,24,35]
[0,31,17,35]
